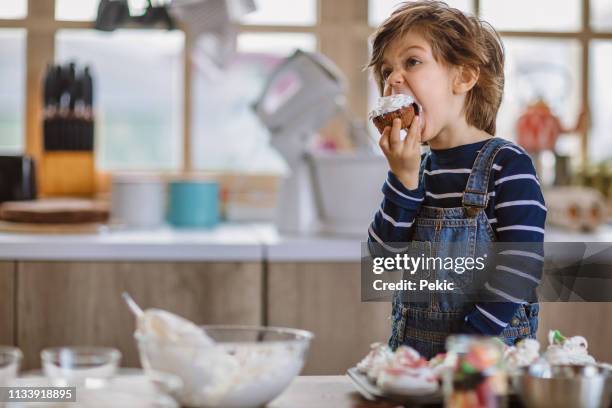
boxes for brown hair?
[367,1,504,135]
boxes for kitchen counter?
[0,224,264,261]
[0,223,610,262]
[269,376,396,408]
[0,223,366,262]
[272,376,533,408]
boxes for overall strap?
[418,150,430,182]
[462,137,512,210]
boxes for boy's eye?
[405,58,421,68]
[381,58,420,80]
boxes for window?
[56,29,185,170]
[0,1,27,19]
[55,0,99,21]
[56,0,317,24]
[241,0,317,26]
[0,29,26,153]
[589,41,612,162]
[480,0,581,32]
[55,0,151,21]
[496,38,581,142]
[192,33,316,172]
[364,0,612,164]
[369,0,473,27]
[237,32,316,55]
[591,0,612,31]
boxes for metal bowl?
[512,365,612,408]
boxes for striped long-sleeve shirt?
[368,139,546,335]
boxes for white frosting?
[135,310,305,407]
[504,338,541,371]
[391,346,425,369]
[357,344,438,396]
[141,340,305,407]
[356,343,394,381]
[368,94,416,120]
[137,309,214,347]
[376,365,438,396]
[544,331,595,366]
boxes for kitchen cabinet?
[267,262,392,375]
[538,303,612,363]
[0,262,15,345]
[16,261,262,369]
[267,263,612,374]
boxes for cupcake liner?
[372,104,417,135]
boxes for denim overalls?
[388,137,539,359]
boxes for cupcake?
[356,342,394,381]
[376,346,438,396]
[369,94,420,134]
[543,329,595,365]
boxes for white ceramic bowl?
[136,325,313,408]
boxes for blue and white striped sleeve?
[367,170,424,256]
[464,149,546,335]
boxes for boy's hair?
[367,1,504,135]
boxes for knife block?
[40,116,96,197]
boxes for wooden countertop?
[271,376,535,408]
[269,376,401,408]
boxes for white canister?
[111,173,166,228]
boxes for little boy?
[366,1,546,358]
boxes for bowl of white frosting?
[134,310,313,408]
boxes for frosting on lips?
[368,94,420,121]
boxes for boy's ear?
[453,66,480,94]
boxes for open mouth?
[397,91,423,116]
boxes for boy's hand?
[379,115,422,190]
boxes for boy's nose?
[389,72,403,84]
[386,72,405,93]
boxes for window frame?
[365,0,611,164]
[0,0,610,168]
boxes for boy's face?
[379,30,462,144]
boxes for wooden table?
[268,376,402,408]
[269,376,535,408]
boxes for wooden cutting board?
[0,221,104,234]
[0,198,109,224]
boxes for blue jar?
[167,180,219,228]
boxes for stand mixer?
[253,50,382,235]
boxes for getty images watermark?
[361,241,612,302]
[371,252,488,292]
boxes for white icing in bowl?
[136,325,312,408]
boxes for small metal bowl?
[512,364,612,408]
